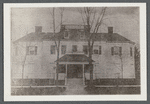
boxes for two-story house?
[11,24,135,86]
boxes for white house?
[11,24,135,86]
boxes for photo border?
[4,3,147,101]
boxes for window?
[64,31,69,38]
[80,34,84,39]
[51,45,55,54]
[99,46,101,55]
[93,49,99,54]
[61,45,66,54]
[83,45,88,54]
[72,45,77,52]
[26,46,37,55]
[130,47,132,56]
[111,46,122,56]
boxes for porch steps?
[62,78,87,95]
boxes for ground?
[11,78,140,95]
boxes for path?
[62,78,87,95]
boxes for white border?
[4,3,147,101]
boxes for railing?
[11,73,67,87]
[84,73,138,86]
[12,73,62,86]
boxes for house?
[11,24,136,86]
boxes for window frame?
[50,45,56,54]
[26,46,37,55]
[83,45,88,54]
[64,30,69,39]
[93,49,99,54]
[111,46,122,56]
[61,45,66,54]
[72,45,77,52]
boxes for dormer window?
[80,34,85,39]
[78,30,85,39]
[64,30,69,39]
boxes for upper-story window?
[78,30,85,39]
[51,45,56,54]
[26,46,37,55]
[80,34,85,39]
[64,30,69,39]
[93,49,99,54]
[83,45,88,54]
[72,45,77,52]
[93,45,102,55]
[61,45,66,54]
[130,47,132,56]
[111,46,122,56]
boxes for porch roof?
[55,54,94,63]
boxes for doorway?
[67,64,83,78]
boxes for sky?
[11,7,139,45]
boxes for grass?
[85,87,140,94]
[11,87,66,95]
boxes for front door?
[67,64,83,78]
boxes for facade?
[11,24,135,86]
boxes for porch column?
[83,64,85,85]
[65,64,67,85]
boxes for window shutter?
[26,46,29,55]
[111,47,114,55]
[35,46,37,55]
[130,47,132,56]
[61,45,66,54]
[99,46,101,55]
[119,47,122,56]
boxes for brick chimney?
[35,26,42,33]
[108,27,113,34]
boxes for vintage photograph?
[4,3,147,101]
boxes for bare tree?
[50,7,65,85]
[79,7,107,87]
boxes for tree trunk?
[56,41,60,85]
[88,41,94,86]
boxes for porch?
[55,54,95,85]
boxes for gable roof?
[55,54,95,63]
[13,30,134,44]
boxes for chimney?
[35,26,42,33]
[108,27,113,34]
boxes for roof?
[13,30,134,44]
[55,54,95,63]
[13,32,48,43]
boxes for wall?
[11,40,135,80]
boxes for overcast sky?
[11,7,139,45]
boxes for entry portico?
[55,53,95,85]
